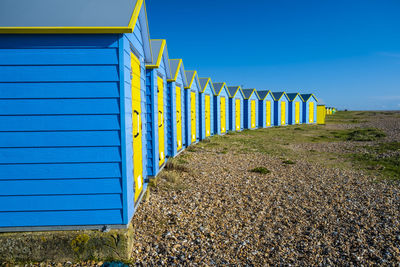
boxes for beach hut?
[287,93,304,125]
[213,83,231,135]
[185,71,201,144]
[227,86,245,132]
[317,105,326,125]
[271,92,290,126]
[146,40,172,177]
[0,0,152,230]
[199,78,216,138]
[257,90,275,128]
[167,59,189,157]
[242,89,260,129]
[301,94,318,124]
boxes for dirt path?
[131,112,400,265]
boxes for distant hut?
[317,104,326,125]
[168,59,189,156]
[185,71,201,144]
[287,93,304,125]
[199,78,216,139]
[257,90,275,128]
[300,94,318,124]
[146,40,172,175]
[272,92,290,126]
[242,89,260,129]
[213,83,231,135]
[227,86,245,131]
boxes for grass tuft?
[349,142,400,181]
[283,160,296,165]
[346,128,386,141]
[250,167,271,174]
[165,157,188,172]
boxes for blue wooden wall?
[258,94,274,128]
[199,83,215,139]
[288,95,303,125]
[273,95,289,126]
[122,13,149,221]
[145,57,169,177]
[217,87,230,134]
[229,91,245,131]
[244,92,259,129]
[184,88,191,146]
[302,96,318,124]
[0,34,127,228]
[176,74,187,149]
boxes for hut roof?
[257,90,274,100]
[199,78,216,94]
[168,59,188,87]
[286,93,304,101]
[0,0,143,33]
[300,94,318,102]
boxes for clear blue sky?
[146,0,400,110]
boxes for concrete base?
[0,223,134,263]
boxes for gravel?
[130,114,400,265]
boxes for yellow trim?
[199,77,217,95]
[303,93,318,102]
[0,0,144,34]
[0,27,133,34]
[167,59,182,82]
[274,92,288,101]
[214,82,227,96]
[146,39,166,69]
[199,78,210,93]
[228,86,241,98]
[244,88,256,100]
[258,90,272,101]
[184,70,197,89]
[128,0,144,31]
[253,89,261,100]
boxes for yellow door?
[266,101,271,126]
[295,102,300,124]
[220,97,226,133]
[205,95,211,137]
[235,99,240,131]
[317,105,326,125]
[157,76,165,166]
[309,102,314,123]
[131,53,143,202]
[176,86,182,151]
[191,91,196,142]
[281,101,286,125]
[251,100,256,128]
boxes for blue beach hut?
[0,0,152,231]
[301,94,318,124]
[257,90,275,128]
[287,93,304,125]
[185,70,201,145]
[242,89,260,129]
[272,92,290,126]
[213,83,231,135]
[199,78,216,139]
[167,59,189,157]
[146,39,172,176]
[227,86,245,132]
